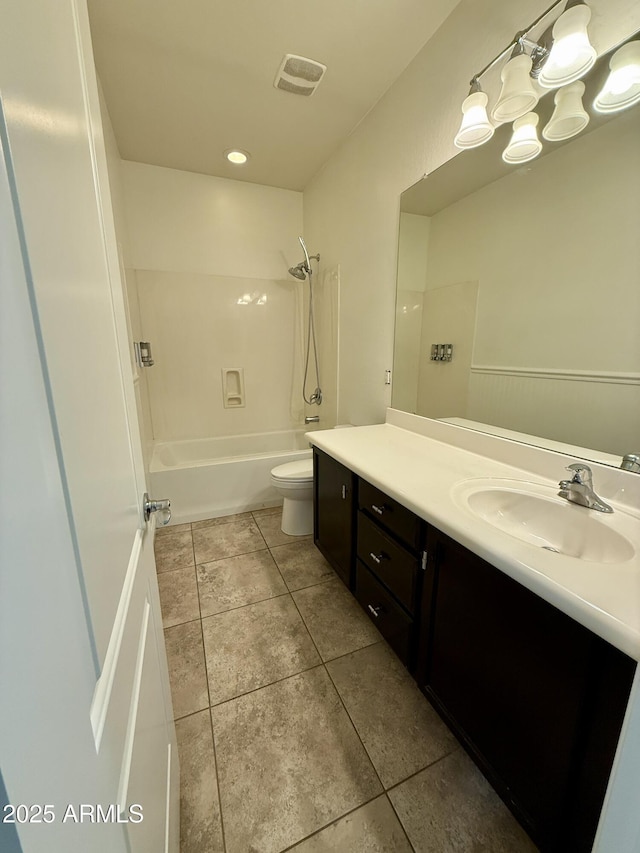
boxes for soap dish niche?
[222,368,245,408]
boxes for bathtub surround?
[157,507,536,853]
[136,270,300,440]
[119,163,304,444]
[118,161,339,444]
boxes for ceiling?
[88,0,460,191]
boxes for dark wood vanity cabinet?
[417,528,636,853]
[313,448,357,587]
[312,449,636,852]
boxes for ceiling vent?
[274,54,327,97]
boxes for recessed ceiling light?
[225,149,250,165]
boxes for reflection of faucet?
[558,463,613,513]
[621,454,640,473]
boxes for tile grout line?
[208,659,326,711]
[276,791,388,853]
[383,791,417,853]
[384,746,460,795]
[209,709,228,853]
[285,568,390,810]
[193,522,228,852]
[163,615,202,631]
[192,526,228,850]
[322,651,387,793]
[195,508,297,853]
[199,588,291,622]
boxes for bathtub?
[148,429,312,524]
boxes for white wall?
[121,162,305,440]
[303,0,640,426]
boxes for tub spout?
[304,416,320,424]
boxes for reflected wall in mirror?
[393,39,640,465]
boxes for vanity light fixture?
[593,40,640,114]
[454,0,597,157]
[225,149,250,165]
[542,80,589,140]
[454,79,495,149]
[502,112,543,164]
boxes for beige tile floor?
[155,506,539,853]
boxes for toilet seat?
[271,459,313,483]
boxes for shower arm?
[298,236,320,272]
[298,235,311,271]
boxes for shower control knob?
[143,493,172,525]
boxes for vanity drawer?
[355,560,413,667]
[357,511,417,614]
[359,479,420,551]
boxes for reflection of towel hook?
[134,341,154,367]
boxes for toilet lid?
[271,459,313,482]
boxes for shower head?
[288,262,307,280]
[289,236,320,280]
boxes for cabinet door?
[419,530,593,849]
[313,449,356,587]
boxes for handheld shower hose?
[289,236,322,406]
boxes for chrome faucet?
[304,415,320,424]
[558,463,613,513]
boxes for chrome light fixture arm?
[466,0,579,90]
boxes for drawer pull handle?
[367,604,382,618]
[371,504,385,515]
[369,551,386,564]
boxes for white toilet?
[270,457,314,536]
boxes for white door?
[0,2,179,852]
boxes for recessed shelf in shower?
[222,368,245,408]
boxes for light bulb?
[503,112,543,164]
[492,53,539,123]
[226,149,250,164]
[542,80,589,141]
[593,40,640,114]
[454,91,494,149]
[538,4,596,89]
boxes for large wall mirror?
[392,36,640,466]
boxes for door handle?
[143,493,171,526]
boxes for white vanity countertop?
[307,417,640,661]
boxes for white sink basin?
[452,479,636,564]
